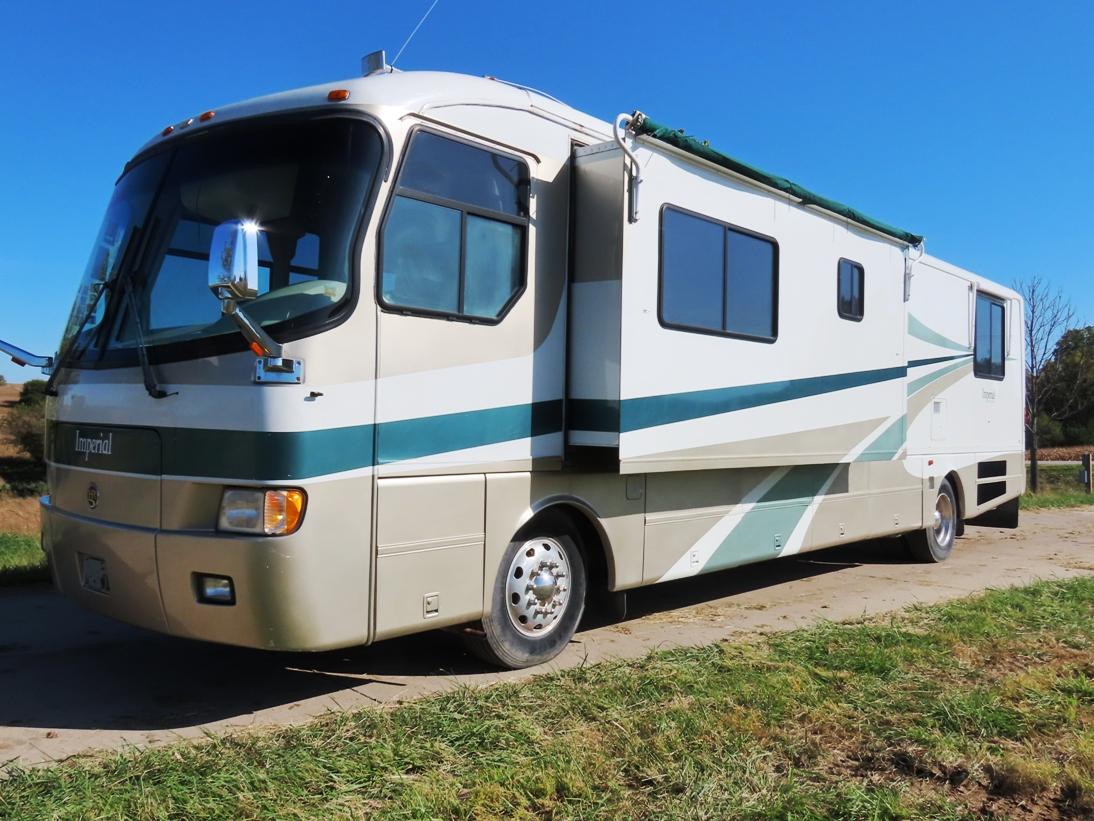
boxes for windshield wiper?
[121,277,174,399]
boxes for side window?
[974,292,1005,379]
[660,206,777,341]
[837,258,864,321]
[380,131,529,321]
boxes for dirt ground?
[0,383,40,536]
[1,507,1091,768]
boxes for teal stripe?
[909,354,972,369]
[376,400,562,464]
[907,358,972,396]
[568,399,620,433]
[856,415,907,462]
[704,465,839,573]
[620,366,906,433]
[49,400,563,480]
[908,315,971,353]
[164,424,374,480]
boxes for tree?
[1040,326,1094,437]
[17,379,48,407]
[1016,276,1081,491]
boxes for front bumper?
[40,496,371,652]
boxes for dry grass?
[1028,445,1094,461]
[0,382,42,534]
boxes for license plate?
[80,554,110,594]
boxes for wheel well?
[515,503,611,596]
[945,470,966,536]
[944,471,964,518]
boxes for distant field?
[2,577,1091,819]
[1027,445,1094,461]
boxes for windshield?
[64,116,383,364]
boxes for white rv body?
[37,69,1024,665]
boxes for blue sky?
[0,0,1091,384]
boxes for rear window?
[974,292,1005,379]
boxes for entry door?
[369,126,543,639]
[373,126,547,474]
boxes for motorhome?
[2,56,1025,668]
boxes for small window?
[659,206,777,341]
[380,131,528,321]
[974,292,1005,379]
[837,259,864,321]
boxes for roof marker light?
[161,125,175,136]
[180,117,195,128]
[327,89,351,102]
[199,110,216,122]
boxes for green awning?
[632,114,924,247]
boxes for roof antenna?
[391,0,440,68]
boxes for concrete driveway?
[2,507,1092,768]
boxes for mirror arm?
[221,301,283,359]
[0,338,54,372]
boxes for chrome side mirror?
[208,220,259,304]
[204,220,295,376]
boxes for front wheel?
[464,521,587,669]
[907,478,958,562]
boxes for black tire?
[464,518,587,669]
[907,478,959,562]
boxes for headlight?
[218,488,306,536]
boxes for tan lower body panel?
[44,505,168,635]
[373,475,485,641]
[42,474,373,653]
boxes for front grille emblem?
[87,483,99,510]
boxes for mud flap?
[966,496,1019,529]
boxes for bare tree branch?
[1016,274,1077,424]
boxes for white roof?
[138,70,612,155]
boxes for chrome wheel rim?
[506,537,571,637]
[933,491,955,549]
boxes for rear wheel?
[907,478,958,562]
[464,519,587,669]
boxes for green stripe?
[907,358,972,396]
[164,425,374,480]
[620,366,906,433]
[908,354,972,369]
[908,315,972,353]
[376,400,562,464]
[48,400,563,480]
[856,415,907,462]
[48,423,163,475]
[704,465,840,573]
[568,399,620,433]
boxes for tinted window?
[380,131,528,321]
[106,118,382,352]
[974,292,1005,379]
[660,207,778,341]
[381,198,461,314]
[398,131,527,217]
[726,229,777,338]
[837,259,864,321]
[661,208,723,330]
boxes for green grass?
[1021,463,1094,509]
[0,531,47,585]
[2,577,1093,819]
